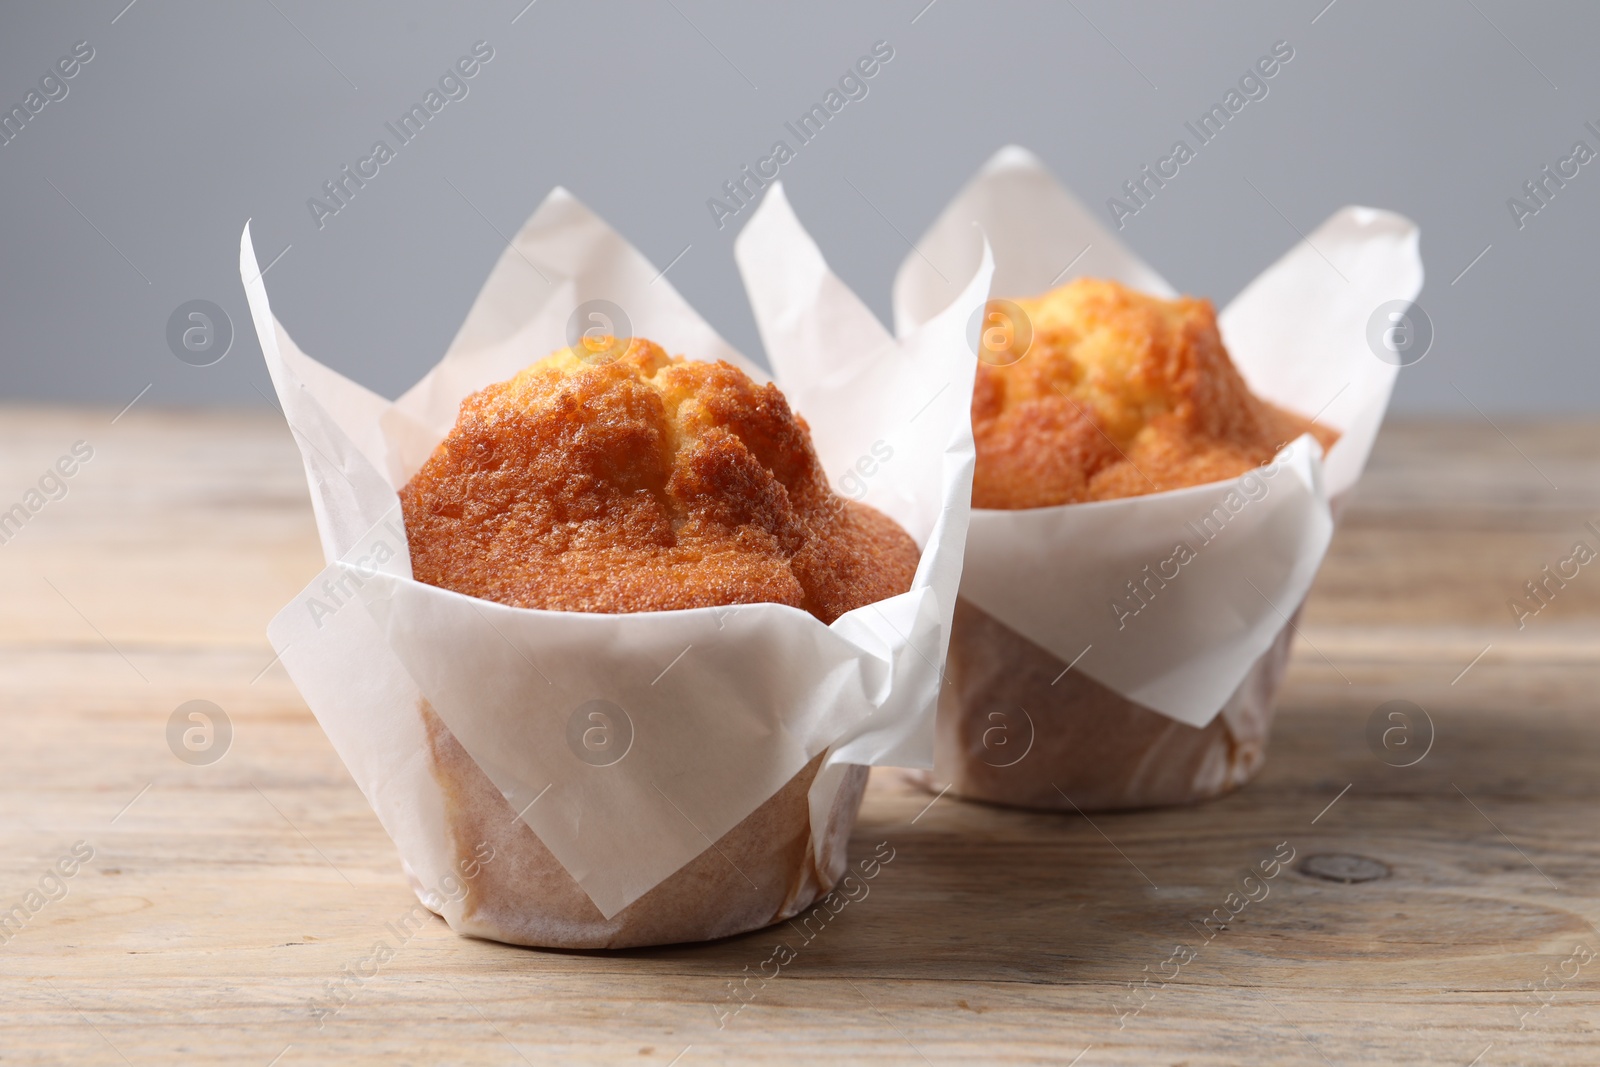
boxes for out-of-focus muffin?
[395,337,918,948]
[971,278,1336,508]
[402,337,918,623]
[928,279,1336,813]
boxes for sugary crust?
[400,338,919,623]
[972,279,1339,509]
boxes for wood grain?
[1,407,1596,1065]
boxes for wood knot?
[1298,853,1391,883]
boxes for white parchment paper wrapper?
[893,146,1423,728]
[244,184,991,921]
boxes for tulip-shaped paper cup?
[243,184,990,948]
[892,147,1423,811]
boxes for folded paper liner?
[244,183,992,925]
[893,146,1424,731]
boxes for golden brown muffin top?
[400,338,919,623]
[971,278,1338,509]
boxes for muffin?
[933,278,1337,811]
[972,279,1336,507]
[398,336,920,947]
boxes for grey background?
[0,0,1592,414]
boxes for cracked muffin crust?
[972,278,1338,509]
[401,337,919,623]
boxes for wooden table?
[2,408,1596,1065]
